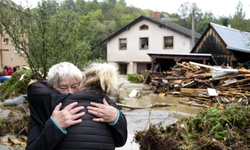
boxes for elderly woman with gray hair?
[53,63,127,150]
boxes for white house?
[100,12,201,74]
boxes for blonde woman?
[54,63,127,150]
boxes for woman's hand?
[52,102,85,129]
[87,98,118,123]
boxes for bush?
[127,73,144,83]
[0,70,33,101]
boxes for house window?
[119,38,127,50]
[14,46,18,53]
[21,42,24,53]
[3,38,8,45]
[164,36,174,49]
[140,38,148,49]
[140,25,148,30]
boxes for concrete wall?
[137,63,148,74]
[107,19,192,74]
[0,34,28,71]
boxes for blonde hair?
[47,62,83,87]
[83,63,118,95]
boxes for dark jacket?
[26,81,70,150]
[55,91,127,150]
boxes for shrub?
[0,70,33,101]
[127,73,144,83]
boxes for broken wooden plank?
[8,137,21,146]
[243,74,250,78]
[182,81,195,88]
[180,88,207,94]
[178,100,209,108]
[19,135,27,143]
[176,63,197,71]
[238,70,250,74]
[189,61,215,70]
[161,77,189,80]
[189,98,206,103]
[158,93,166,96]
[221,78,250,87]
[215,97,223,106]
[0,138,12,146]
[194,73,212,78]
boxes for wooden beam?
[8,137,21,146]
[180,88,207,94]
[221,78,250,87]
[189,61,215,70]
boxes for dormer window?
[140,25,148,30]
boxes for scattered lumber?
[146,61,250,109]
[178,100,209,108]
[0,136,27,146]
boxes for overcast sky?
[12,0,250,19]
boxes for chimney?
[228,24,231,28]
[153,11,160,19]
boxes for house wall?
[1,34,28,71]
[137,63,149,74]
[192,28,232,66]
[107,19,193,74]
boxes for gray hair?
[47,62,83,87]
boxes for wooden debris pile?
[0,135,27,146]
[147,61,250,108]
[0,103,29,147]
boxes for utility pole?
[191,13,195,48]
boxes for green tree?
[229,1,250,32]
[76,0,86,13]
[196,11,217,34]
[177,2,202,29]
[218,16,229,26]
[0,0,88,79]
[82,0,98,15]
[60,0,76,11]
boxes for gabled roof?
[100,15,201,44]
[211,23,250,53]
[191,23,250,53]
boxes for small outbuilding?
[191,23,250,66]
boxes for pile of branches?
[147,62,250,108]
[134,104,250,150]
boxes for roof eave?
[227,46,250,53]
